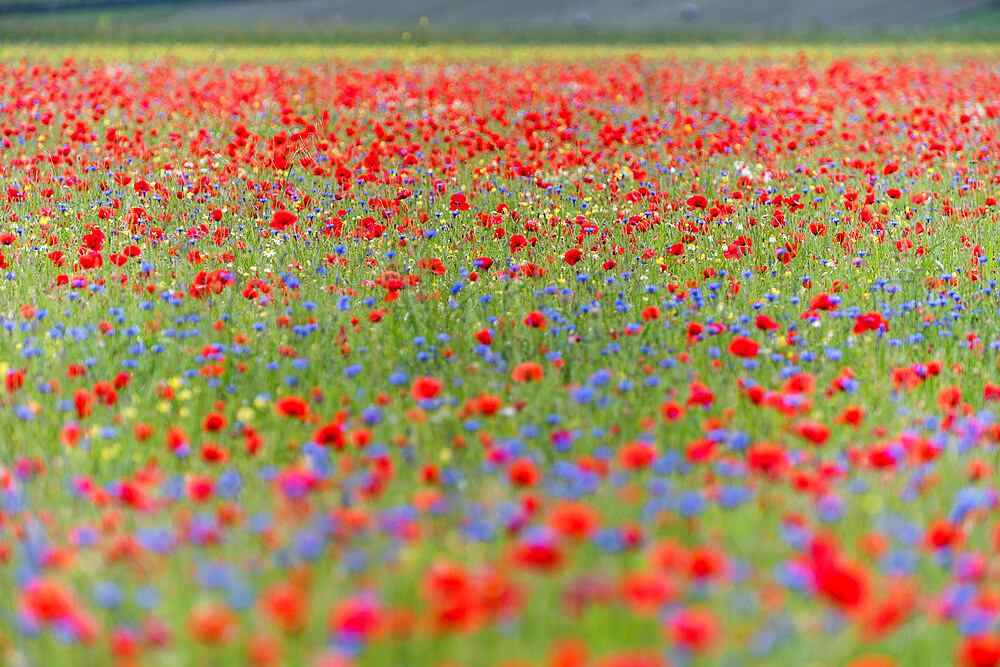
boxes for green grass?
[0,44,997,666]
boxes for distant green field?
[0,0,189,10]
[938,4,1000,28]
[0,0,997,44]
[2,13,1000,46]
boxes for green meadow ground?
[0,38,997,667]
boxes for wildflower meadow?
[1,43,1000,666]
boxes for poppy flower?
[201,412,226,432]
[728,336,759,358]
[329,595,384,640]
[660,402,685,421]
[510,540,563,571]
[937,386,962,410]
[747,442,787,476]
[835,405,865,426]
[853,311,888,334]
[20,578,80,622]
[924,519,963,550]
[411,377,443,401]
[686,194,708,210]
[810,538,870,610]
[755,314,780,330]
[269,209,297,231]
[848,658,897,667]
[524,311,546,329]
[313,422,345,449]
[686,438,716,463]
[810,293,837,311]
[186,601,237,644]
[794,420,831,446]
[511,362,544,383]
[548,502,600,539]
[960,636,1000,667]
[619,442,656,470]
[274,395,309,419]
[508,458,540,487]
[667,607,718,653]
[621,571,677,613]
[261,582,308,633]
[594,651,664,667]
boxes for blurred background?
[0,0,998,42]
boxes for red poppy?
[794,420,831,446]
[269,209,297,231]
[960,636,1000,667]
[548,502,600,539]
[853,311,887,334]
[411,377,443,401]
[619,442,656,471]
[667,607,718,653]
[747,442,787,476]
[937,385,962,410]
[508,458,540,487]
[201,411,226,432]
[728,336,759,358]
[524,311,546,329]
[261,582,308,633]
[313,422,345,449]
[187,601,237,644]
[274,395,309,419]
[755,314,780,330]
[511,362,544,383]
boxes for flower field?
[3,44,1000,665]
